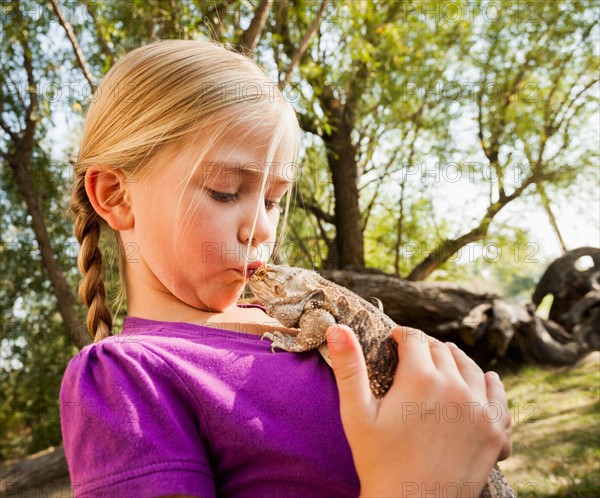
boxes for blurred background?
[1,1,599,496]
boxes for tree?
[1,0,89,349]
[405,0,599,279]
[282,0,471,268]
[272,1,598,275]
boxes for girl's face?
[122,128,296,314]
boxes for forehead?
[190,128,297,184]
[143,123,298,188]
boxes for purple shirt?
[59,314,360,497]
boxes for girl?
[60,39,511,498]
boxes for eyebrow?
[200,161,295,187]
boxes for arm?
[326,325,512,497]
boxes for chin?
[203,292,242,312]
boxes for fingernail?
[327,325,346,351]
[487,371,500,381]
[445,341,457,348]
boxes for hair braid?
[70,178,113,342]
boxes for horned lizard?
[248,264,515,498]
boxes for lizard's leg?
[262,309,335,355]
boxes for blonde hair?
[69,39,300,343]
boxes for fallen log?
[532,246,600,327]
[0,445,69,495]
[320,259,596,368]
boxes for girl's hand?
[326,325,512,498]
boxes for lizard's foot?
[261,331,299,353]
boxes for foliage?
[284,0,598,276]
[1,0,82,459]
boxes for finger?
[392,327,435,374]
[428,339,462,379]
[485,371,512,461]
[326,325,376,427]
[446,342,487,399]
[498,428,512,461]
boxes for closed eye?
[265,199,281,211]
[208,189,238,202]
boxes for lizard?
[248,264,515,498]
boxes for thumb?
[326,325,376,428]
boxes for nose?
[238,200,274,249]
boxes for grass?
[496,352,600,497]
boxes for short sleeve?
[59,338,215,498]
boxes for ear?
[84,165,134,231]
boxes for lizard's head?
[249,264,320,304]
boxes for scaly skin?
[249,264,515,498]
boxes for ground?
[498,351,600,497]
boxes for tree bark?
[321,251,596,368]
[321,95,365,269]
[532,247,600,325]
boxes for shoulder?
[59,334,196,414]
[59,336,217,497]
[63,334,170,379]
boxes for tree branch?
[48,0,96,91]
[536,182,568,253]
[288,222,315,266]
[0,117,19,143]
[296,109,319,136]
[361,146,401,231]
[554,76,599,133]
[280,0,329,88]
[238,0,272,55]
[304,201,335,225]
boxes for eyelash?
[208,189,281,210]
[209,190,237,202]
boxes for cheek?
[131,186,181,269]
[173,200,229,262]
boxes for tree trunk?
[321,97,365,269]
[8,157,90,349]
[4,1,90,349]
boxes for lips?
[238,261,264,278]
